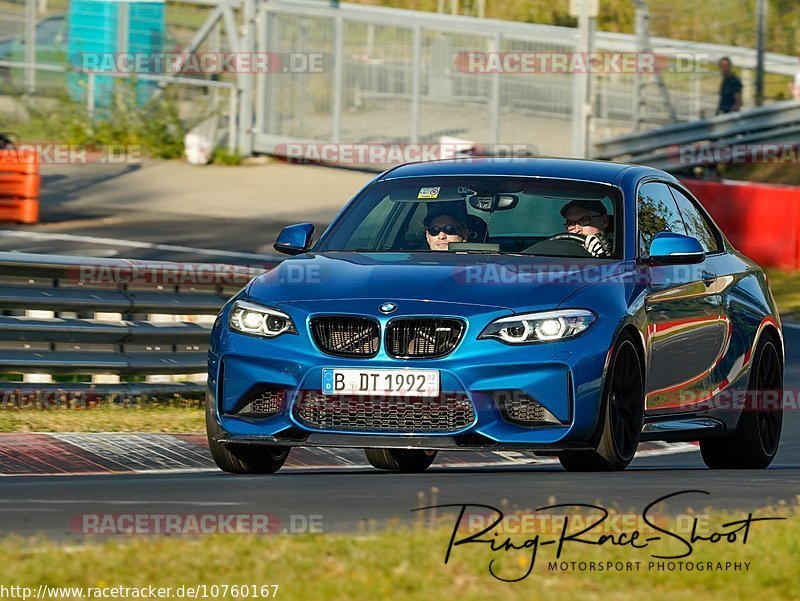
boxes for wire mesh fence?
[254,0,798,157]
[1,0,798,158]
[0,0,239,136]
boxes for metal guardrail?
[593,100,800,170]
[0,251,274,403]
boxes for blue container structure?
[68,1,166,108]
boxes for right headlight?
[479,309,596,344]
[229,300,296,338]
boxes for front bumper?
[208,299,615,451]
[214,432,594,452]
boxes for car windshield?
[317,176,623,258]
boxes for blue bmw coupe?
[206,158,784,473]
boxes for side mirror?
[274,223,314,256]
[647,231,705,265]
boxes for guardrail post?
[331,14,344,142]
[87,71,96,120]
[238,0,257,155]
[229,87,239,154]
[24,0,36,95]
[410,24,422,144]
[570,0,594,158]
[488,32,501,146]
[93,312,122,386]
[146,313,177,385]
[22,310,53,385]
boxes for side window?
[668,187,721,254]
[637,182,687,256]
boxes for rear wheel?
[700,335,783,469]
[560,334,644,472]
[365,448,437,472]
[205,395,290,474]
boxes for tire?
[560,333,645,472]
[700,335,783,469]
[364,448,437,472]
[205,394,290,474]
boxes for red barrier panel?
[681,179,800,270]
[0,148,40,224]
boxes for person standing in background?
[717,57,743,114]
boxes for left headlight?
[479,309,596,344]
[229,300,297,338]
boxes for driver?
[561,199,612,257]
[424,209,470,251]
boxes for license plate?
[322,368,440,397]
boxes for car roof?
[379,157,674,186]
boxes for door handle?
[701,270,717,287]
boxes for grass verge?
[1,504,797,600]
[0,403,204,433]
[766,268,800,322]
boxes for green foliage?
[11,80,186,159]
[764,268,800,319]
[211,147,243,166]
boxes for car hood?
[246,252,628,313]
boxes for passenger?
[561,199,612,257]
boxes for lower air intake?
[232,388,286,417]
[293,391,475,433]
[495,392,561,425]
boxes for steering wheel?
[541,232,587,245]
[521,232,592,257]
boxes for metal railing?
[255,0,799,159]
[0,252,274,403]
[593,99,800,169]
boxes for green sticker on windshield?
[417,187,441,199]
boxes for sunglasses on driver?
[427,225,463,236]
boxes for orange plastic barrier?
[682,179,800,270]
[0,148,40,224]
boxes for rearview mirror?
[647,231,705,265]
[468,193,519,211]
[274,223,314,256]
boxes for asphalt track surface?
[1,329,798,539]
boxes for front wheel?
[700,335,783,469]
[365,448,437,472]
[206,395,290,474]
[560,333,644,472]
